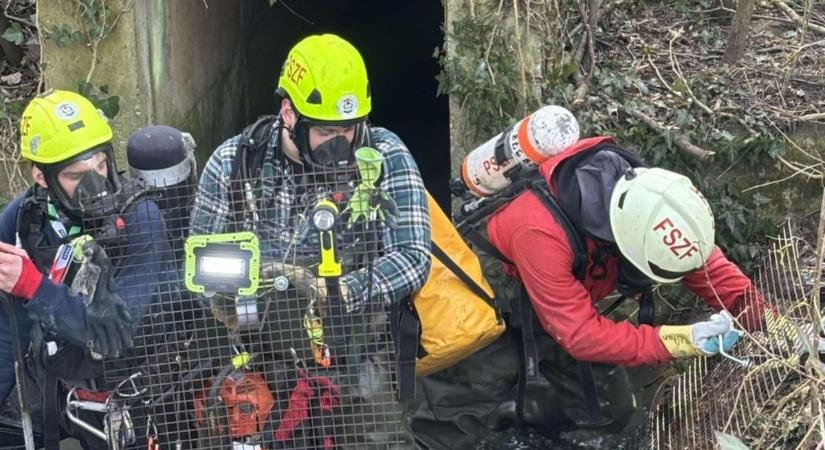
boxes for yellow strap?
[231,352,251,369]
[659,325,701,358]
[70,235,95,262]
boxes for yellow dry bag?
[414,192,506,376]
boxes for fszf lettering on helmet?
[285,58,307,84]
[653,217,699,260]
[20,115,31,137]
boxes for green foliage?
[46,24,85,48]
[0,98,26,120]
[44,1,115,47]
[714,431,751,450]
[436,14,531,143]
[438,6,785,274]
[77,82,120,119]
[1,22,24,45]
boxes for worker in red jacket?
[406,136,764,449]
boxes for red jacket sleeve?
[507,226,673,367]
[681,247,765,330]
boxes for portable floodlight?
[185,232,260,296]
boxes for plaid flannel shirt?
[190,124,431,312]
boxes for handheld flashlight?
[312,199,341,277]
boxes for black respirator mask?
[41,145,123,222]
[309,135,354,169]
[616,255,653,297]
[72,171,114,207]
[70,171,119,218]
[290,117,368,187]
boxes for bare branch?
[669,29,714,116]
[571,0,603,111]
[597,94,714,160]
[797,112,825,122]
[626,107,715,159]
[772,0,825,35]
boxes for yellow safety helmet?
[20,90,113,165]
[277,34,371,123]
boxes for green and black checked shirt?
[190,124,431,312]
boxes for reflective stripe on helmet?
[130,154,194,188]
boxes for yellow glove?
[659,325,702,358]
[660,311,739,358]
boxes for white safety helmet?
[609,167,715,284]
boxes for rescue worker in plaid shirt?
[190,34,430,449]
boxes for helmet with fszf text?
[609,167,715,283]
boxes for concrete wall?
[40,0,253,167]
[134,0,252,163]
[39,0,148,167]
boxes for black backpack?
[453,140,653,425]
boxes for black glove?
[83,241,134,358]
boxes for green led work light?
[184,232,260,296]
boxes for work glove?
[345,186,400,229]
[0,242,43,300]
[260,261,351,312]
[207,295,238,330]
[345,146,399,229]
[80,240,134,359]
[371,189,400,229]
[659,311,742,358]
[261,261,327,300]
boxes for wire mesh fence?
[66,157,405,449]
[626,224,824,450]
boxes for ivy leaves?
[78,82,120,120]
[1,22,24,45]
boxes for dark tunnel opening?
[245,1,452,210]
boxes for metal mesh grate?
[69,160,405,449]
[627,224,824,450]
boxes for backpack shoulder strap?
[527,178,588,281]
[229,115,280,232]
[15,187,58,273]
[456,170,587,281]
[431,240,495,305]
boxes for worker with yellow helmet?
[0,90,172,448]
[190,34,430,448]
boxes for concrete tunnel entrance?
[235,0,451,209]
